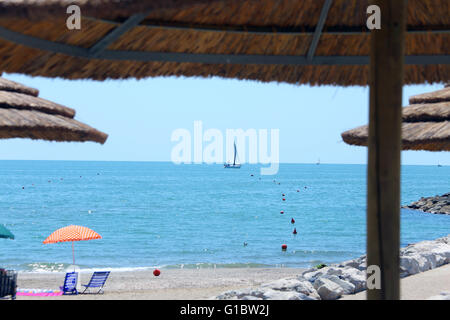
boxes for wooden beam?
[88,16,450,36]
[307,0,333,61]
[0,25,447,66]
[88,12,151,57]
[367,0,406,300]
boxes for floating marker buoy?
[282,194,285,196]
[293,228,297,235]
[250,174,254,176]
[282,198,286,201]
[153,269,161,276]
[281,244,287,251]
[291,218,295,224]
[297,190,300,192]
[280,211,284,214]
[22,187,24,189]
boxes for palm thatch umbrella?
[341,86,450,151]
[0,0,448,85]
[0,77,108,143]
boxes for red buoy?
[281,244,287,251]
[291,218,295,224]
[293,228,297,235]
[280,211,284,214]
[153,269,161,276]
[282,198,286,201]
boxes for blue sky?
[0,73,448,165]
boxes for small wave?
[163,262,272,269]
[17,264,158,274]
[20,262,70,273]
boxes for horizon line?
[0,159,446,167]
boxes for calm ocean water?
[0,161,449,272]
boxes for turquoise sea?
[0,161,449,272]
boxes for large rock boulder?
[321,275,355,295]
[313,277,344,300]
[339,267,366,293]
[260,278,319,299]
[262,289,315,300]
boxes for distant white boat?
[316,158,320,165]
[224,141,241,169]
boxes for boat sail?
[224,141,241,169]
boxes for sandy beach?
[15,268,303,300]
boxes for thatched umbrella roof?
[0,77,108,143]
[0,0,448,85]
[0,77,39,96]
[341,87,450,151]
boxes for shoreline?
[15,267,304,300]
[11,234,450,300]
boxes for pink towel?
[16,290,63,296]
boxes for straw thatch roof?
[0,0,448,85]
[0,77,108,143]
[0,77,39,96]
[341,87,450,151]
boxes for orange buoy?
[293,228,297,235]
[153,269,161,276]
[281,244,287,251]
[291,218,295,224]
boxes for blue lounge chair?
[81,271,110,294]
[60,272,78,295]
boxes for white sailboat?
[224,141,241,169]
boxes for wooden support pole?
[367,0,406,300]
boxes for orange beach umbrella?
[43,225,101,265]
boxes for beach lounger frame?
[60,272,78,295]
[81,271,110,294]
